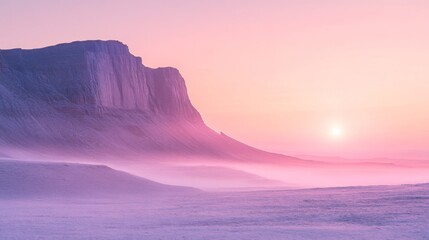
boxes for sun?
[330,126,343,138]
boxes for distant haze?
[2,0,429,159]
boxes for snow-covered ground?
[1,184,428,239]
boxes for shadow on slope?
[0,159,198,199]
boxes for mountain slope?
[0,40,303,164]
[0,159,196,198]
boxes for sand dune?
[0,159,197,198]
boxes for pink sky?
[1,0,429,159]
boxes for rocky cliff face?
[0,40,220,158]
[0,40,201,123]
[0,40,301,164]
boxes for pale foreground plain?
[1,184,428,240]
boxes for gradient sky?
[1,0,429,159]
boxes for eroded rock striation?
[0,40,302,164]
[0,40,201,122]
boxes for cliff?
[0,40,303,164]
[0,40,202,122]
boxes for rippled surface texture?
[1,184,428,240]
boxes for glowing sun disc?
[330,127,343,138]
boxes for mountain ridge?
[0,40,304,165]
[0,40,202,123]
